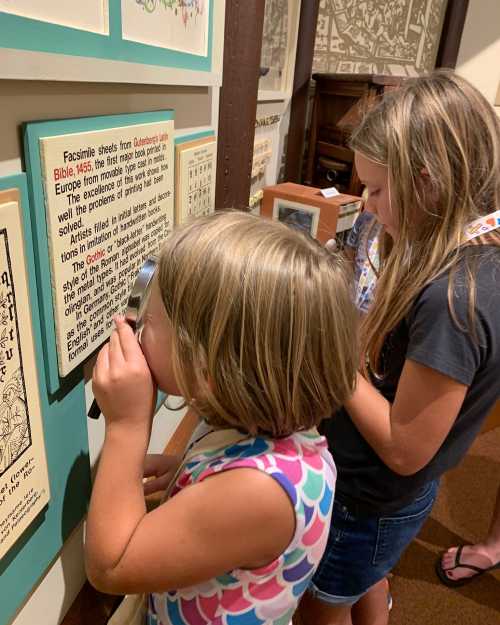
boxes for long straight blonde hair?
[158,211,357,437]
[350,70,500,376]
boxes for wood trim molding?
[215,1,265,210]
[435,0,470,69]
[60,583,121,625]
[163,410,199,456]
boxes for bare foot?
[441,544,500,581]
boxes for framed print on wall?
[0,0,109,34]
[0,188,50,562]
[0,0,215,83]
[122,0,209,57]
[258,0,301,98]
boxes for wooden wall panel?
[215,1,265,210]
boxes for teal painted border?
[0,0,213,73]
[174,130,215,145]
[24,110,175,396]
[0,174,90,625]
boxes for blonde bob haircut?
[158,211,357,437]
[350,70,500,377]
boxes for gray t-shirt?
[322,246,500,515]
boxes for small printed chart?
[175,135,216,225]
[0,190,50,560]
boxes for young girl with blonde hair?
[84,211,358,625]
[301,71,500,625]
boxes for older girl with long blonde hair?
[301,71,500,625]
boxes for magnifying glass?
[87,256,158,419]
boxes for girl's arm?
[85,319,294,595]
[346,360,467,476]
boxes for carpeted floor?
[389,426,500,625]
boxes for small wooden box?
[261,182,361,243]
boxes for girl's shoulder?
[175,428,336,509]
[404,245,500,387]
[414,245,500,313]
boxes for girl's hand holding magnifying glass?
[92,315,157,433]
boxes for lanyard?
[464,210,500,241]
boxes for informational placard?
[175,135,216,225]
[0,191,50,560]
[121,0,209,57]
[0,0,109,34]
[34,119,174,377]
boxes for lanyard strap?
[464,210,500,241]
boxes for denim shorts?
[309,479,439,605]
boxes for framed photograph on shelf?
[261,182,361,244]
[273,199,320,238]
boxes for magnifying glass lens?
[125,256,158,326]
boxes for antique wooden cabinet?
[304,73,402,195]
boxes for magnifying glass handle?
[87,398,101,419]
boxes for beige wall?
[455,0,500,107]
[0,81,212,178]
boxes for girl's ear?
[206,375,216,393]
[418,167,439,207]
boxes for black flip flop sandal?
[436,545,500,588]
